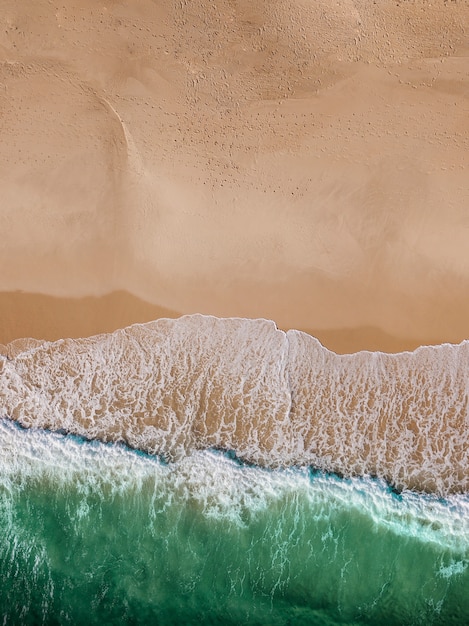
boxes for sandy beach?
[1,0,469,353]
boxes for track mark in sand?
[75,79,145,179]
[96,94,146,178]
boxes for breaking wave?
[0,420,468,625]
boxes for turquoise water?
[0,420,468,625]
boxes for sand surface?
[1,0,469,353]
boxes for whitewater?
[1,315,468,494]
[1,315,468,624]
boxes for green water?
[0,421,468,625]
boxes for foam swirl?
[1,315,468,494]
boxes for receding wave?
[1,315,468,495]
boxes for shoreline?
[2,314,468,494]
[0,289,460,356]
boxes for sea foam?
[1,315,468,494]
[0,419,468,625]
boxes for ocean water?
[0,421,468,625]
[1,315,469,624]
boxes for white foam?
[1,315,469,494]
[0,419,467,552]
[287,330,469,494]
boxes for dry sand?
[1,0,469,353]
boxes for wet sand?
[0,290,426,355]
[0,291,178,351]
[1,0,469,352]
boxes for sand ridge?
[1,0,469,351]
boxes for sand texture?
[1,0,469,352]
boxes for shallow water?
[1,315,468,494]
[0,420,468,625]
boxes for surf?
[0,419,467,625]
[1,314,468,494]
